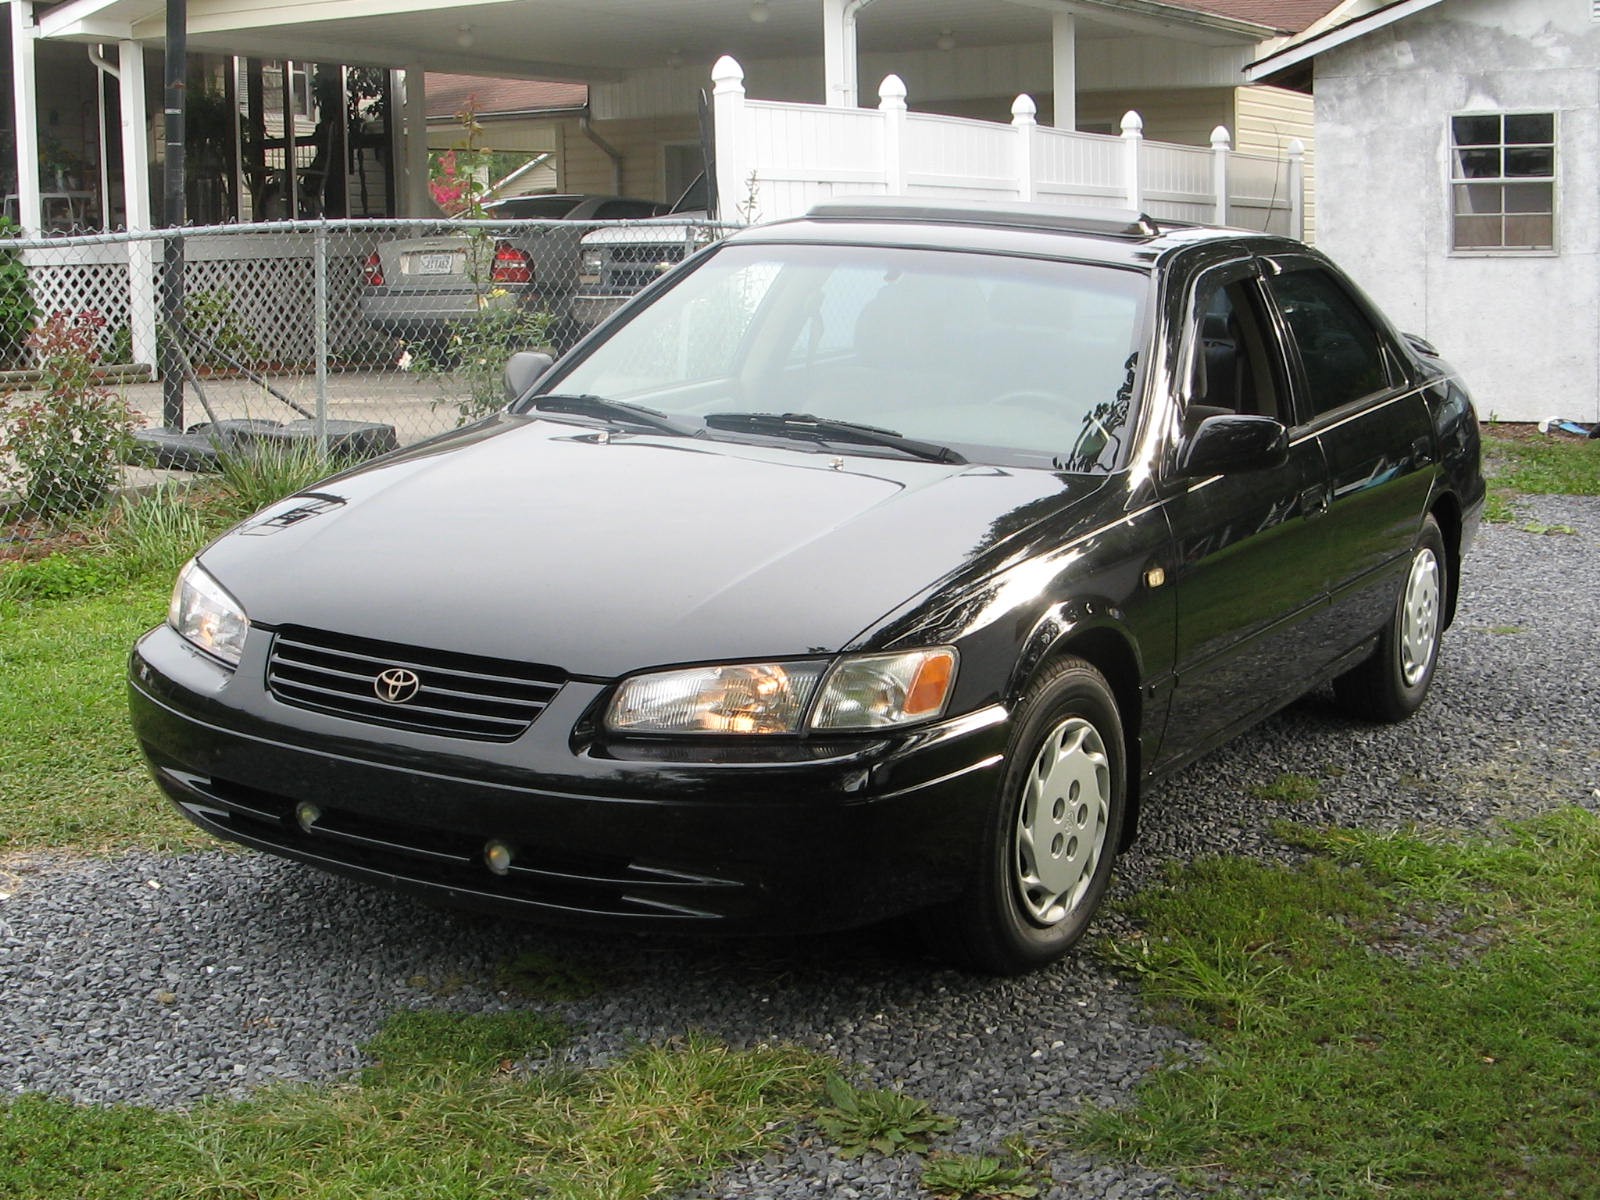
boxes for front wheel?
[936,657,1126,975]
[1334,513,1448,722]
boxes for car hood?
[199,417,1106,678]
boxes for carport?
[11,0,1282,233]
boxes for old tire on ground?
[1334,513,1448,724]
[938,656,1126,975]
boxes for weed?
[921,1150,1042,1198]
[1516,521,1577,536]
[816,1074,956,1159]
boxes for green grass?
[0,1010,833,1200]
[1482,429,1599,522]
[1249,772,1321,806]
[0,576,204,851]
[1065,809,1600,1199]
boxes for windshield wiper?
[523,393,700,437]
[703,412,965,465]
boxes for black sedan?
[129,199,1484,974]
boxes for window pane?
[1452,114,1501,146]
[1267,268,1389,416]
[1505,146,1554,177]
[1504,181,1553,215]
[1454,147,1501,179]
[1453,183,1504,215]
[1505,113,1554,144]
[1503,214,1554,249]
[1453,214,1504,248]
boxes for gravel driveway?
[4,496,1597,1198]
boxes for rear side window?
[1265,267,1392,418]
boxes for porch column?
[400,64,430,216]
[120,40,158,368]
[1051,11,1076,131]
[822,0,852,107]
[9,0,41,234]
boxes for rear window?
[485,197,584,220]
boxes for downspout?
[579,110,623,195]
[88,46,117,231]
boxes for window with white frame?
[1449,112,1555,251]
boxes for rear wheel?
[938,656,1126,975]
[1334,514,1448,722]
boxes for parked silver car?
[359,194,667,349]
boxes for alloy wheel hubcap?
[1014,716,1110,926]
[1400,548,1441,687]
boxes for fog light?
[484,840,514,876]
[295,802,321,832]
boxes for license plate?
[413,252,455,275]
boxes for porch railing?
[711,56,1304,236]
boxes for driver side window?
[1186,270,1289,429]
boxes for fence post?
[1211,125,1231,226]
[712,57,748,224]
[313,220,329,452]
[1012,94,1037,202]
[1287,138,1306,240]
[879,75,907,196]
[1121,111,1143,211]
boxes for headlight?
[604,648,957,735]
[578,249,604,285]
[168,559,249,667]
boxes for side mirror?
[1177,413,1289,476]
[502,351,555,403]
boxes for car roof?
[731,196,1304,269]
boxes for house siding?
[1314,0,1600,422]
[557,116,702,202]
[1234,84,1315,242]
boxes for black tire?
[937,656,1126,975]
[1334,513,1448,723]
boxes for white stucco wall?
[1314,0,1600,422]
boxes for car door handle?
[1300,485,1330,518]
[1411,436,1434,466]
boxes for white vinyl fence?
[711,56,1305,236]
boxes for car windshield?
[546,242,1148,470]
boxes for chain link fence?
[1,216,736,521]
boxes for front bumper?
[128,625,1009,934]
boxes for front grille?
[267,627,565,741]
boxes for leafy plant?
[166,286,266,369]
[922,1150,1042,1199]
[0,216,37,368]
[815,1074,956,1158]
[1,310,136,517]
[413,301,555,425]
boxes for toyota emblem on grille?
[375,668,422,704]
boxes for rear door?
[1259,256,1436,657]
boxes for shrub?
[1,311,137,517]
[0,217,37,368]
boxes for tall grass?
[214,441,340,519]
